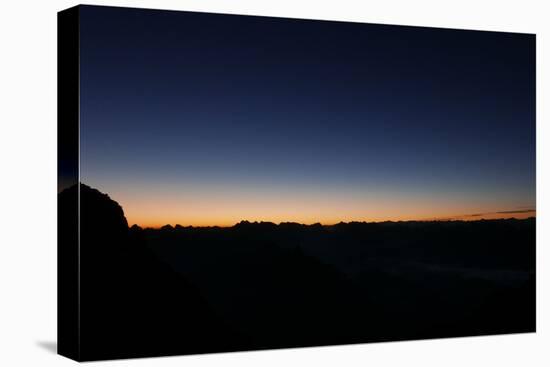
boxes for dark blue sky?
[78,5,535,226]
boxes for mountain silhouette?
[59,184,244,361]
[58,184,535,361]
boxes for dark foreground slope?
[59,184,245,361]
[59,184,535,360]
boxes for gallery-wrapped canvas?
[58,5,536,362]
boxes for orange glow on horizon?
[90,182,535,228]
[126,210,536,228]
[133,212,536,228]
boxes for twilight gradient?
[78,6,535,227]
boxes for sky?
[77,5,535,227]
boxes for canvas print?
[58,5,536,361]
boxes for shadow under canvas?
[37,341,57,354]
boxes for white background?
[0,0,548,365]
